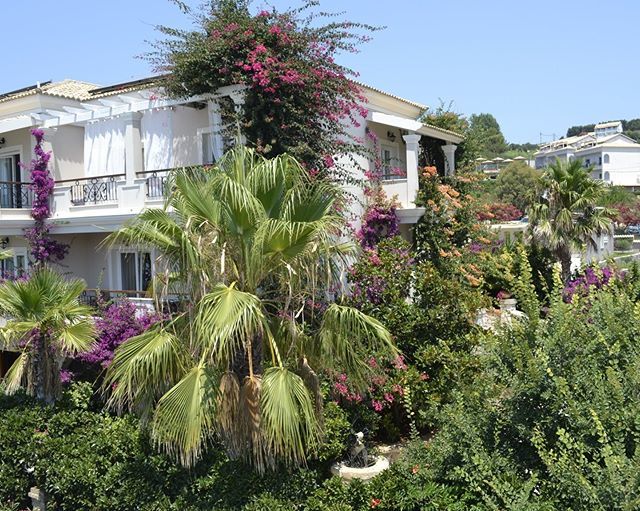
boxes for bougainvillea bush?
[73,300,160,380]
[150,0,375,178]
[24,129,68,264]
[476,202,522,222]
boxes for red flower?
[370,498,382,508]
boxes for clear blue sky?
[3,0,639,143]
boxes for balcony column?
[442,143,457,176]
[123,112,143,184]
[403,133,421,207]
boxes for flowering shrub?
[330,354,427,439]
[356,189,399,249]
[78,300,160,369]
[476,202,522,222]
[24,129,68,264]
[152,2,375,178]
[564,265,617,302]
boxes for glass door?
[0,154,21,208]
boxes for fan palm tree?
[529,158,612,282]
[103,146,395,471]
[0,268,96,403]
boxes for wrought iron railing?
[0,181,32,209]
[79,288,187,313]
[59,174,124,205]
[136,170,168,199]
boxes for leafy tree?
[148,0,375,178]
[468,113,507,158]
[494,161,540,211]
[103,146,395,472]
[528,159,612,282]
[566,124,595,137]
[0,269,96,403]
[421,100,480,170]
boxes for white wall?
[48,126,85,181]
[604,148,640,187]
[172,106,208,167]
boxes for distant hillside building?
[535,121,640,189]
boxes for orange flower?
[412,464,420,474]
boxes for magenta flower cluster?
[356,204,400,249]
[78,300,160,368]
[24,129,68,264]
[564,266,616,302]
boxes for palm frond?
[104,327,188,416]
[152,361,218,467]
[260,367,320,471]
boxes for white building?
[0,77,462,301]
[534,121,640,189]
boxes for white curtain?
[142,109,173,171]
[84,118,126,177]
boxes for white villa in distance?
[534,121,640,189]
[0,76,462,302]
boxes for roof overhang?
[367,111,463,144]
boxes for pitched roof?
[353,80,427,111]
[0,79,99,104]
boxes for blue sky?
[2,0,638,142]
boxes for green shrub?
[422,287,640,509]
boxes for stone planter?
[498,298,517,313]
[330,456,390,481]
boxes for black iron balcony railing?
[58,174,124,205]
[0,181,32,209]
[136,170,168,199]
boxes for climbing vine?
[24,129,68,265]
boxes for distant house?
[534,121,640,189]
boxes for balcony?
[0,181,32,209]
[136,170,168,200]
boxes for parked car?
[626,225,640,235]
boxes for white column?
[442,143,457,176]
[123,112,143,184]
[207,101,225,162]
[403,133,421,207]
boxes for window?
[380,143,401,180]
[604,171,610,182]
[0,248,28,279]
[0,151,22,208]
[598,156,602,166]
[119,251,153,292]
[584,158,591,167]
[604,154,610,164]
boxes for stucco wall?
[48,126,85,181]
[172,106,208,167]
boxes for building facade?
[534,121,640,188]
[0,77,462,301]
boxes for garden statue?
[348,431,369,468]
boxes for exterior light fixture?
[387,131,396,142]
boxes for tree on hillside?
[566,124,595,137]
[468,113,507,158]
[0,269,96,404]
[104,146,395,471]
[528,159,612,282]
[495,161,540,211]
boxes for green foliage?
[468,113,507,158]
[494,161,540,211]
[529,158,613,281]
[149,0,375,176]
[421,286,640,509]
[104,146,395,471]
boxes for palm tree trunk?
[27,332,60,404]
[557,246,573,283]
